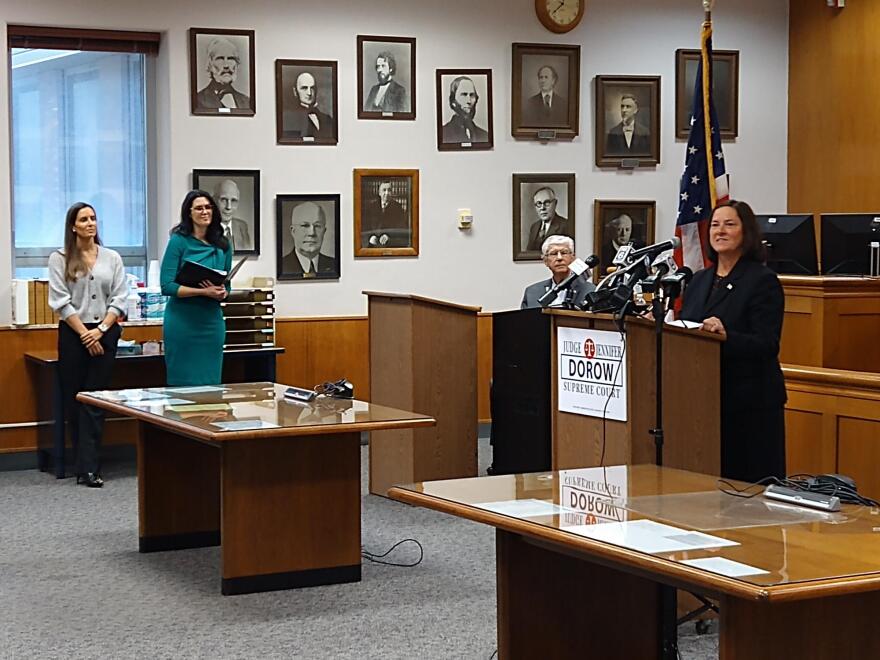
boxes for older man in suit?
[526,186,571,251]
[282,71,334,140]
[605,93,651,155]
[521,235,595,309]
[195,37,251,111]
[522,65,567,126]
[281,202,338,278]
[213,179,252,251]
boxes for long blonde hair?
[62,202,102,281]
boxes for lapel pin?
[726,283,733,291]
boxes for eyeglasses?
[191,205,212,213]
[544,249,573,258]
[534,200,555,209]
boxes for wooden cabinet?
[222,288,275,349]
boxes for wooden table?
[389,465,880,659]
[26,347,283,478]
[79,383,434,595]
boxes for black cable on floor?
[361,538,424,567]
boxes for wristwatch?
[97,322,110,334]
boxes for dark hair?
[707,199,766,263]
[448,76,479,111]
[376,51,396,75]
[62,202,102,281]
[172,190,229,251]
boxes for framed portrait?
[353,169,419,257]
[595,75,661,168]
[189,28,255,116]
[275,194,341,281]
[435,69,494,151]
[512,173,576,262]
[592,200,656,282]
[357,35,416,120]
[192,169,260,256]
[511,43,580,141]
[675,49,739,139]
[275,59,338,146]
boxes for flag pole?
[701,0,717,209]
[704,0,714,22]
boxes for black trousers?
[57,322,122,475]
[721,405,786,484]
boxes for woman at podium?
[680,200,786,483]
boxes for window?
[8,26,159,279]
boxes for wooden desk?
[79,383,434,595]
[25,347,283,478]
[390,465,880,659]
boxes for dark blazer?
[362,199,409,247]
[526,215,570,252]
[282,105,334,139]
[195,82,251,111]
[365,80,407,113]
[442,115,489,143]
[680,259,786,411]
[281,251,338,278]
[605,122,651,155]
[521,274,594,309]
[523,92,567,126]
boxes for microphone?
[629,236,682,262]
[661,266,694,301]
[612,244,634,266]
[537,255,599,306]
[651,250,678,278]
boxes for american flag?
[674,16,729,273]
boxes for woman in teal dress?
[160,190,232,385]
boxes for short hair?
[542,234,574,256]
[707,200,766,263]
[609,213,633,230]
[213,179,240,199]
[448,76,479,110]
[376,51,397,75]
[290,201,327,228]
[537,65,559,83]
[532,186,557,202]
[620,93,638,107]
[204,37,239,72]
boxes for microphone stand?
[650,289,666,467]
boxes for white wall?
[0,0,789,321]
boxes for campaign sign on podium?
[557,327,627,421]
[559,466,628,528]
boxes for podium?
[779,275,880,372]
[365,292,480,495]
[491,308,723,476]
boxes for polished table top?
[25,346,284,364]
[389,464,880,602]
[78,382,435,442]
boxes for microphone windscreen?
[568,258,588,275]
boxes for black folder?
[175,256,248,287]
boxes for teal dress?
[160,232,232,386]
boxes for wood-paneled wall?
[0,314,495,453]
[788,2,880,212]
[784,365,880,502]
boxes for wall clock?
[535,0,584,34]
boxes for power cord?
[361,538,424,567]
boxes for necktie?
[543,95,551,109]
[307,261,316,275]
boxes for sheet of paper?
[130,397,192,408]
[476,499,569,518]
[99,389,171,402]
[566,519,739,554]
[665,319,702,329]
[212,420,279,431]
[153,385,225,395]
[168,403,232,413]
[681,557,769,577]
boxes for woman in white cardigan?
[48,202,127,488]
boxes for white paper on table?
[158,385,226,394]
[476,499,570,519]
[100,388,172,402]
[681,556,769,577]
[131,397,193,408]
[665,319,702,329]
[566,519,739,554]
[212,420,280,431]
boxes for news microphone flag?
[674,11,729,273]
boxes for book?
[175,256,248,287]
